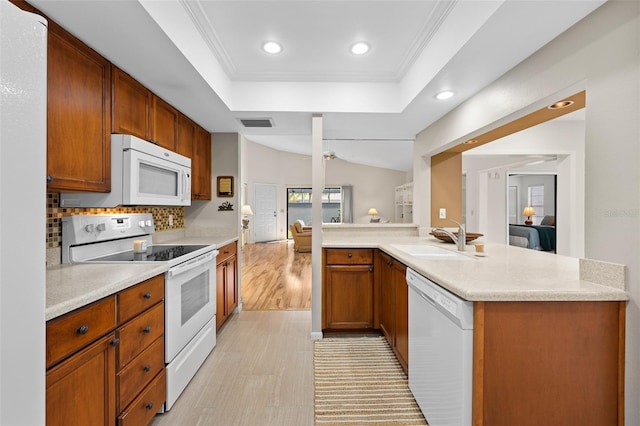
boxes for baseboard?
[310,331,324,340]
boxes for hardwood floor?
[241,240,312,311]
[150,310,314,425]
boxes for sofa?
[290,220,312,252]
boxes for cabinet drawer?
[217,241,237,264]
[118,369,166,426]
[118,275,164,325]
[325,248,373,265]
[117,303,164,368]
[117,336,164,412]
[47,296,116,368]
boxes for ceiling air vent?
[239,118,273,128]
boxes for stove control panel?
[62,213,155,246]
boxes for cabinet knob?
[348,253,353,258]
[143,364,152,372]
[143,326,151,334]
[145,402,154,411]
[369,266,374,272]
[143,292,152,299]
[76,325,89,335]
[46,175,53,183]
[110,338,120,346]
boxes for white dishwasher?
[407,268,474,426]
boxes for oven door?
[165,250,218,362]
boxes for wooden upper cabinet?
[176,114,195,159]
[152,96,179,151]
[47,22,111,192]
[192,126,212,200]
[111,66,152,141]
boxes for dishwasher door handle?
[416,288,437,307]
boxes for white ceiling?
[29,0,605,171]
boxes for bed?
[509,216,556,252]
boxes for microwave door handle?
[181,169,188,201]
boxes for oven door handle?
[168,250,218,278]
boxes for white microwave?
[61,134,191,208]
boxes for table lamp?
[368,208,379,223]
[523,206,535,225]
[241,205,254,229]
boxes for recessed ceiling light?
[548,100,574,109]
[463,139,478,145]
[262,41,282,54]
[435,91,454,100]
[350,42,370,55]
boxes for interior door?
[254,183,278,242]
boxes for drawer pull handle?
[143,326,152,334]
[348,253,352,258]
[143,364,152,372]
[110,338,120,347]
[145,402,154,411]
[76,325,89,335]
[143,292,152,299]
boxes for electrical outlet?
[439,208,446,219]
[168,214,174,227]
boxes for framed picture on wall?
[217,176,234,197]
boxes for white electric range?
[62,213,218,410]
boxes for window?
[528,185,544,224]
[287,188,343,238]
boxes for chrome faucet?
[434,219,466,251]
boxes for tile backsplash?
[46,192,185,248]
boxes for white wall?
[184,132,240,236]
[242,138,406,241]
[414,2,640,421]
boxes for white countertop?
[323,234,628,302]
[46,236,239,321]
[46,263,168,321]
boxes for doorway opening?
[507,173,557,253]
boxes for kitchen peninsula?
[322,224,627,426]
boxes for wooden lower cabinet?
[323,248,375,330]
[377,251,395,340]
[393,261,408,371]
[216,241,238,329]
[473,301,625,426]
[46,333,117,426]
[376,251,408,371]
[46,275,165,426]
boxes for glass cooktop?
[88,244,210,262]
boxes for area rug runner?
[314,336,427,425]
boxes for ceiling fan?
[323,151,337,160]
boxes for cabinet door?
[176,114,195,159]
[394,262,408,371]
[47,23,111,192]
[216,262,226,329]
[152,96,178,151]
[325,265,374,329]
[46,333,116,426]
[225,256,238,316]
[111,66,152,141]
[192,126,212,200]
[377,251,395,343]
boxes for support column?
[311,114,324,339]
